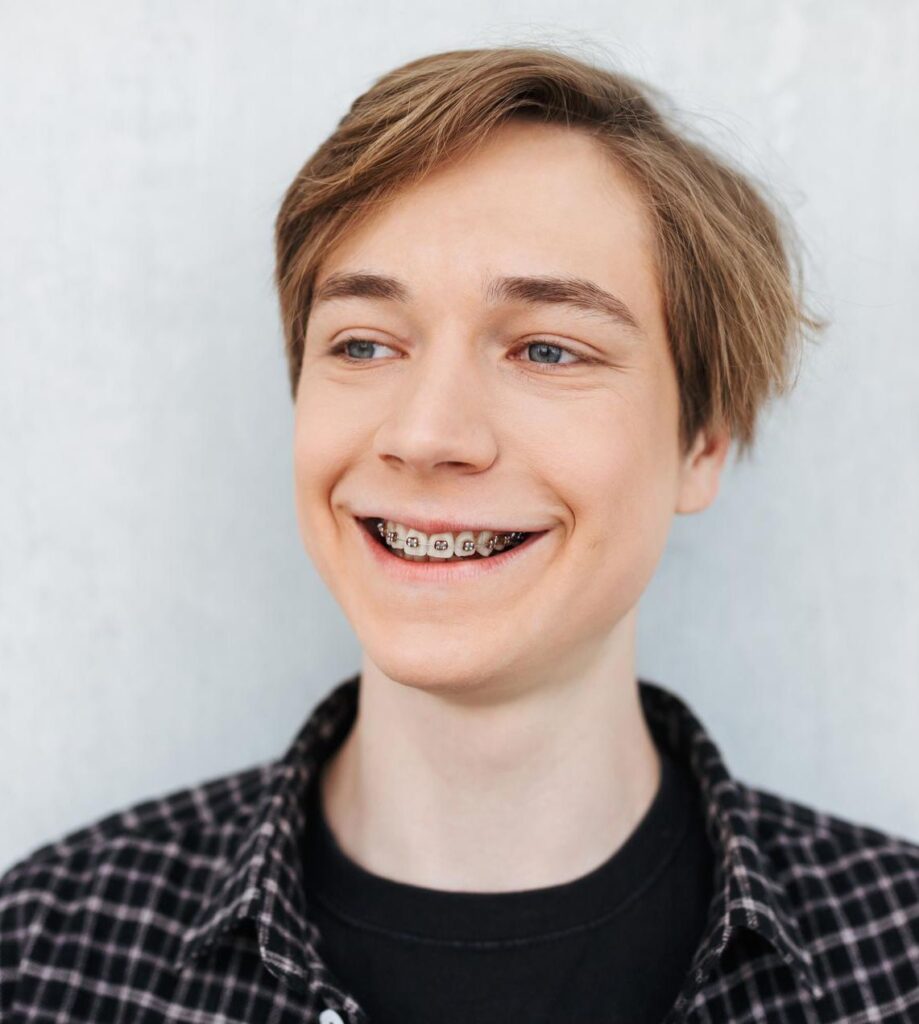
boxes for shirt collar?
[171,673,826,1005]
[639,681,827,1005]
[172,674,362,1007]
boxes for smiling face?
[293,119,729,699]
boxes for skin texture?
[293,119,731,892]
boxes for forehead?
[314,120,660,321]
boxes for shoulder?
[738,778,919,887]
[736,778,919,995]
[0,760,272,1011]
[2,757,272,886]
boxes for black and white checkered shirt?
[2,673,919,1023]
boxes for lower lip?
[354,517,551,584]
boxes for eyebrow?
[311,270,642,335]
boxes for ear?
[675,425,732,515]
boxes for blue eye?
[522,341,580,366]
[329,338,396,361]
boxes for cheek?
[292,397,342,546]
[556,401,677,599]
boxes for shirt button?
[319,1010,345,1024]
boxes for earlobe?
[675,427,732,515]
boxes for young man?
[2,45,918,1024]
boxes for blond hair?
[274,45,825,462]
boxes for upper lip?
[352,510,551,535]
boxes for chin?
[362,634,522,701]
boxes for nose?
[371,335,498,475]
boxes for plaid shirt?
[2,673,918,1024]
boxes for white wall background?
[1,0,917,874]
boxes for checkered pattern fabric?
[2,673,918,1023]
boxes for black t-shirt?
[301,743,716,1024]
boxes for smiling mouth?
[359,517,540,562]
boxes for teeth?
[374,519,527,561]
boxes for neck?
[319,624,662,893]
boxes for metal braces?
[375,522,525,553]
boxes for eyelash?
[326,337,597,370]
